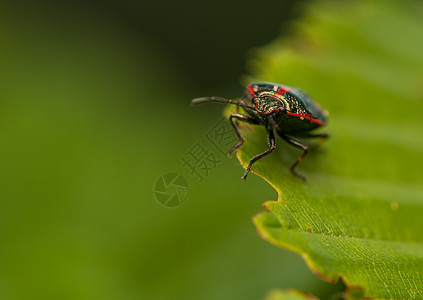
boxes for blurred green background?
[1,0,400,299]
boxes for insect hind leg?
[278,131,309,182]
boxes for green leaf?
[236,1,423,298]
[262,289,317,300]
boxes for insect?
[191,82,329,181]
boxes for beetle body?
[191,82,329,181]
[243,82,327,134]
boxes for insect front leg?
[278,132,308,182]
[242,129,276,180]
[235,99,246,114]
[228,113,261,157]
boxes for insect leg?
[235,99,245,114]
[278,132,308,182]
[228,113,261,157]
[242,129,276,180]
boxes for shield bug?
[191,82,329,181]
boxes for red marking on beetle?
[246,85,257,97]
[307,228,312,233]
[275,86,291,96]
[286,112,324,125]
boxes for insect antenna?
[191,96,254,110]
